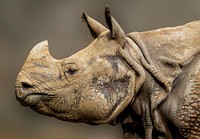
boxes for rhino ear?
[105,6,126,48]
[82,12,108,38]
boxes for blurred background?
[0,0,200,139]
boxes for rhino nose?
[21,81,33,91]
[15,79,33,101]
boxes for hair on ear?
[104,6,126,47]
[81,12,98,38]
[81,12,108,38]
[105,6,114,38]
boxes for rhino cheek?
[80,93,110,121]
[47,90,82,118]
[78,74,135,123]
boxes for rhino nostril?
[21,82,33,91]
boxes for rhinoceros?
[15,7,200,139]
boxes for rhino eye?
[65,68,77,75]
[62,63,79,78]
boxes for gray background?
[1,0,200,139]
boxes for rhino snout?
[15,74,54,107]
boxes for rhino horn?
[27,40,52,60]
[105,6,126,48]
[82,12,108,38]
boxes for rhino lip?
[17,92,55,107]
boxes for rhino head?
[15,7,145,125]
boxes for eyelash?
[65,68,77,75]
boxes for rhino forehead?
[69,35,119,61]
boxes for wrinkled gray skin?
[15,7,200,139]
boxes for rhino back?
[128,20,200,81]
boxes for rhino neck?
[123,71,169,138]
[122,38,172,137]
[128,34,173,92]
[130,71,156,120]
[119,72,156,138]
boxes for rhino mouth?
[17,92,55,107]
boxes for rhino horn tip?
[27,40,51,60]
[41,40,49,47]
[33,40,49,51]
